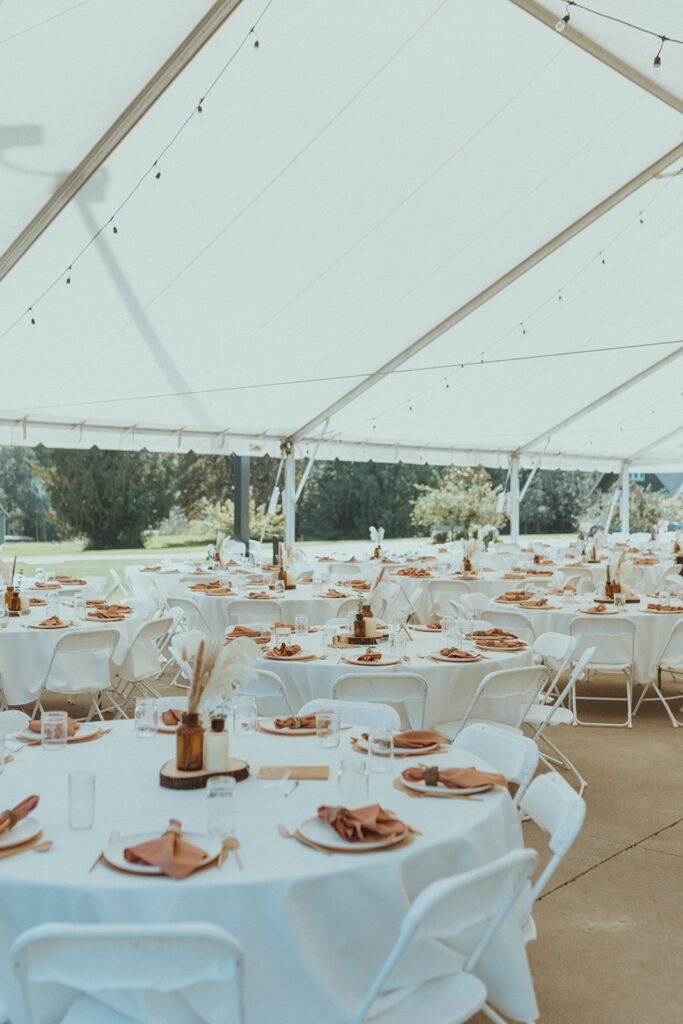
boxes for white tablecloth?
[256,631,533,728]
[0,608,143,706]
[189,584,355,632]
[0,722,537,1024]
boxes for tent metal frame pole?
[510,456,520,543]
[0,0,245,285]
[620,464,630,535]
[289,142,683,444]
[516,344,683,454]
[509,0,683,116]
[282,443,296,548]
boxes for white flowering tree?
[411,466,506,540]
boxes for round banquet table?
[255,630,533,728]
[554,558,671,592]
[388,572,556,621]
[0,722,537,1024]
[0,606,143,707]
[188,583,358,631]
[486,595,682,684]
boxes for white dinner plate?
[578,608,618,615]
[259,717,351,735]
[400,777,491,797]
[0,816,41,849]
[411,624,443,633]
[298,815,408,852]
[342,652,401,667]
[103,831,222,875]
[263,648,315,662]
[17,722,102,743]
[354,734,440,755]
[429,651,483,663]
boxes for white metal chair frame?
[109,616,174,713]
[633,619,683,728]
[166,596,212,633]
[569,616,636,728]
[332,672,428,729]
[298,698,401,730]
[427,580,472,619]
[456,722,539,807]
[31,628,122,722]
[481,608,537,644]
[239,668,294,715]
[441,665,548,742]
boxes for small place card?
[257,766,330,780]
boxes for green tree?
[411,466,506,539]
[518,469,600,534]
[0,446,56,540]
[34,448,176,548]
[580,482,683,533]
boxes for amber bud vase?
[176,712,204,771]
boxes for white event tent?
[0,0,682,543]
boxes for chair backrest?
[336,596,359,617]
[227,599,282,625]
[116,617,173,682]
[483,609,536,643]
[460,592,491,616]
[427,580,471,616]
[169,630,206,682]
[569,616,635,666]
[352,848,537,1024]
[455,665,548,736]
[659,619,683,667]
[239,668,293,715]
[519,772,586,919]
[456,722,539,803]
[0,709,29,736]
[167,597,210,633]
[332,672,428,729]
[298,698,401,730]
[44,629,120,695]
[11,922,244,1024]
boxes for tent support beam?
[0,0,245,285]
[620,464,630,536]
[289,142,683,444]
[509,0,683,116]
[628,426,683,465]
[515,344,683,454]
[510,457,520,544]
[282,442,296,548]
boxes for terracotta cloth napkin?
[28,598,46,606]
[161,709,183,726]
[124,820,207,880]
[318,804,408,843]
[346,556,358,563]
[424,621,442,630]
[472,628,516,638]
[86,599,105,607]
[203,587,231,596]
[35,582,60,589]
[357,650,382,662]
[381,558,397,564]
[634,558,659,565]
[0,795,39,835]
[504,574,525,579]
[189,581,226,591]
[521,598,548,608]
[248,591,271,599]
[262,564,280,571]
[107,604,132,614]
[585,604,609,613]
[57,578,87,585]
[497,592,531,602]
[526,569,552,576]
[648,602,683,612]
[142,566,161,572]
[439,647,478,659]
[323,589,347,598]
[476,637,526,649]
[300,576,313,584]
[350,580,371,590]
[37,616,67,627]
[274,622,296,630]
[361,729,445,749]
[402,766,507,790]
[269,643,302,657]
[397,568,431,577]
[88,607,124,619]
[317,556,333,561]
[29,716,80,736]
[274,714,317,730]
[228,625,261,637]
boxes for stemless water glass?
[35,567,46,585]
[323,626,336,649]
[295,614,309,636]
[206,776,237,837]
[232,696,257,734]
[46,591,60,616]
[274,626,291,644]
[68,771,95,829]
[337,758,369,806]
[389,633,407,659]
[614,592,626,610]
[442,615,459,643]
[73,593,86,619]
[134,698,158,737]
[274,580,285,597]
[42,710,68,749]
[316,709,340,748]
[367,726,394,772]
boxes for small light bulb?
[653,54,662,76]
[555,14,569,32]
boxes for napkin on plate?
[323,589,347,598]
[141,566,161,572]
[0,795,39,835]
[29,716,80,737]
[472,628,516,638]
[402,765,507,789]
[439,647,478,660]
[247,591,271,599]
[37,617,67,628]
[476,637,526,649]
[34,582,60,589]
[269,643,302,658]
[123,820,207,880]
[424,621,442,630]
[273,622,296,630]
[228,625,261,637]
[357,650,382,662]
[28,598,46,606]
[87,607,124,619]
[273,714,317,730]
[161,709,183,726]
[318,804,408,843]
[361,729,445,749]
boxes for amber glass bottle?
[177,712,204,771]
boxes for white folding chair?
[31,629,121,721]
[167,596,212,633]
[459,592,491,619]
[560,567,594,593]
[436,665,548,741]
[298,698,401,730]
[569,616,636,727]
[0,709,29,736]
[633,619,683,728]
[427,580,472,618]
[168,629,206,689]
[227,599,282,625]
[456,722,539,806]
[11,922,245,1024]
[352,848,538,1024]
[337,596,361,617]
[110,568,134,601]
[239,668,293,715]
[333,672,428,729]
[483,609,537,644]
[110,617,174,712]
[519,772,586,938]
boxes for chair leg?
[482,1003,518,1024]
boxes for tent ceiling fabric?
[0,0,681,471]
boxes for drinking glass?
[316,709,340,748]
[206,776,237,837]
[323,626,336,648]
[35,568,46,585]
[274,580,285,597]
[42,710,68,749]
[134,698,158,737]
[295,614,309,636]
[367,726,394,772]
[73,594,86,619]
[614,593,626,610]
[232,696,257,734]
[442,615,459,642]
[389,633,406,659]
[274,626,291,644]
[68,771,95,829]
[337,758,369,806]
[46,592,60,616]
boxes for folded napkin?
[316,556,333,561]
[123,820,207,880]
[647,602,683,612]
[228,625,261,637]
[346,556,358,563]
[476,637,526,649]
[34,582,60,589]
[396,568,431,577]
[496,592,531,603]
[424,621,442,630]
[585,604,609,614]
[357,650,382,662]
[141,566,161,572]
[247,591,271,599]
[29,716,79,736]
[439,647,478,659]
[0,795,40,835]
[349,580,371,590]
[520,598,548,608]
[361,729,445,749]
[107,604,132,614]
[381,557,397,564]
[88,607,124,619]
[318,804,408,844]
[226,558,239,566]
[189,580,226,591]
[62,578,87,586]
[472,628,516,638]
[269,643,302,657]
[37,616,67,627]
[274,622,296,630]
[161,709,183,726]
[503,573,525,579]
[274,714,317,730]
[634,558,658,565]
[262,564,280,571]
[323,589,347,598]
[402,765,507,790]
[86,599,106,607]
[526,569,552,576]
[28,597,46,606]
[203,587,231,596]
[299,575,313,584]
